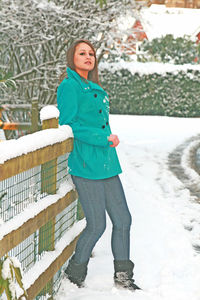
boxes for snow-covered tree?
[0,0,141,106]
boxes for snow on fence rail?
[0,106,85,299]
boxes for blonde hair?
[59,39,100,85]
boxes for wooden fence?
[0,100,40,140]
[0,111,84,299]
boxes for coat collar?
[67,67,106,94]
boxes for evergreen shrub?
[138,34,200,64]
[100,68,200,117]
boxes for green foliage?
[0,256,27,300]
[100,67,200,117]
[138,34,200,64]
[0,192,7,202]
[0,193,7,214]
[96,0,107,7]
[0,70,16,91]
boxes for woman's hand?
[108,134,120,148]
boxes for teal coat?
[57,67,122,179]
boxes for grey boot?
[64,255,88,287]
[114,260,141,291]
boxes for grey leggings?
[71,175,132,264]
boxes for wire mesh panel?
[57,153,70,188]
[0,166,41,222]
[35,200,78,300]
[0,139,79,299]
[55,200,78,244]
[8,232,38,272]
[0,154,70,223]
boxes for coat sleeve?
[57,80,109,147]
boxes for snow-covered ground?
[56,114,200,300]
[141,5,200,40]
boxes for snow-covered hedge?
[100,62,200,117]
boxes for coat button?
[99,109,102,113]
[94,94,97,98]
[102,125,105,129]
[106,122,108,125]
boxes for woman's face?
[74,42,95,76]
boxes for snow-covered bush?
[100,66,200,117]
[0,256,27,300]
[138,34,200,64]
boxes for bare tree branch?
[0,0,140,105]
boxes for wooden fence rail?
[0,100,42,140]
[0,138,73,181]
[0,109,83,299]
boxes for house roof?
[140,5,200,40]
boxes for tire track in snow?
[166,134,200,253]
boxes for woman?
[57,39,140,291]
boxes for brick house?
[144,0,200,8]
[166,0,200,8]
[124,3,200,55]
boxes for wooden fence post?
[39,113,58,298]
[0,107,5,142]
[31,100,39,133]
